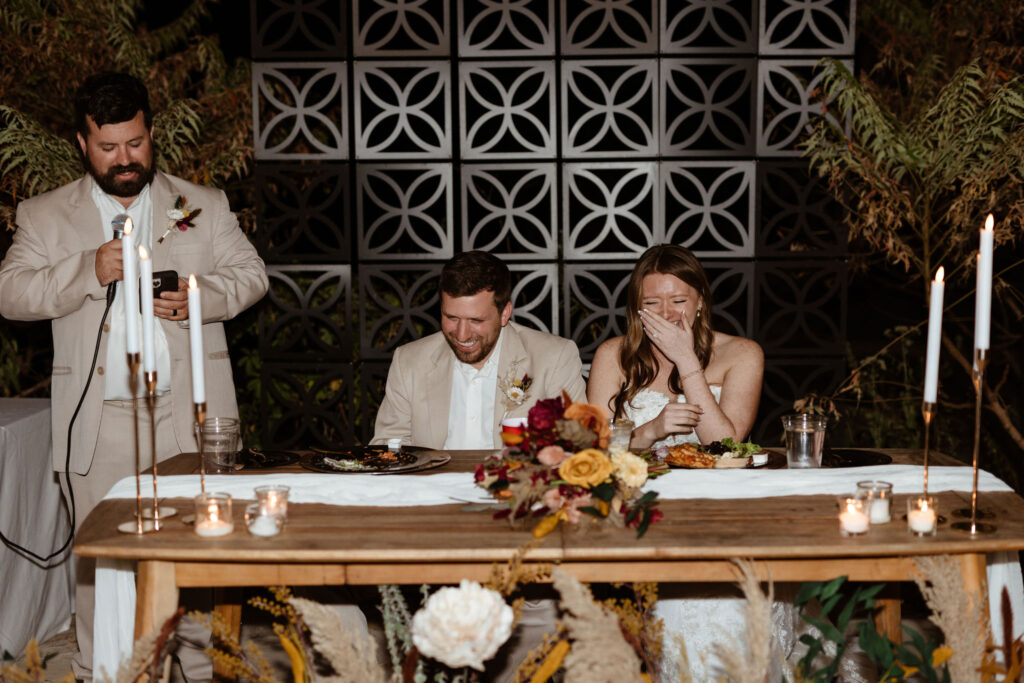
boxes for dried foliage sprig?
[0,638,75,683]
[551,568,644,682]
[712,560,777,683]
[289,596,387,683]
[913,555,989,682]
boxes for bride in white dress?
[587,245,774,681]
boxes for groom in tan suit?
[0,72,267,680]
[372,250,586,449]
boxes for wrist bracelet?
[680,368,703,382]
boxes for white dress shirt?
[443,329,504,450]
[91,179,172,399]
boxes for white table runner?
[93,466,1023,679]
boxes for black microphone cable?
[0,216,126,566]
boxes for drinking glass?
[781,414,827,469]
[608,419,634,454]
[200,417,241,471]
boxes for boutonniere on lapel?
[498,362,533,412]
[157,195,202,244]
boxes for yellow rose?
[558,448,614,488]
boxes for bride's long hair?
[612,245,714,419]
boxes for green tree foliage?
[0,0,254,398]
[801,0,1024,460]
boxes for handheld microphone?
[107,213,129,305]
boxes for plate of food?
[301,446,439,474]
[663,439,776,469]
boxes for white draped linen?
[92,465,1024,678]
[0,398,74,658]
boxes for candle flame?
[189,274,198,289]
[124,216,133,235]
[920,499,929,512]
[935,266,944,283]
[985,214,994,232]
[208,503,219,523]
[139,245,149,260]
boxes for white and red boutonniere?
[158,195,202,244]
[498,364,533,412]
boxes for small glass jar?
[608,418,634,454]
[245,503,283,537]
[837,494,870,536]
[255,484,291,521]
[907,496,938,536]
[857,480,893,524]
[194,492,233,537]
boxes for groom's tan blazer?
[371,321,587,449]
[0,172,268,474]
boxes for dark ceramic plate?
[821,449,893,468]
[239,448,300,469]
[301,446,427,473]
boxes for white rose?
[410,579,514,671]
[167,209,185,220]
[611,451,648,488]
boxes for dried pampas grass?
[551,568,643,682]
[289,597,388,683]
[711,559,776,683]
[913,555,989,682]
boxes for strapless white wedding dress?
[623,388,799,681]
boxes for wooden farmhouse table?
[76,448,1024,658]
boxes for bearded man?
[372,249,586,449]
[0,72,268,680]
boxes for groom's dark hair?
[74,72,152,139]
[440,251,512,311]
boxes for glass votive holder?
[857,480,893,524]
[194,492,233,538]
[907,496,938,536]
[837,494,871,536]
[255,484,291,520]
[245,503,283,537]
[608,418,634,454]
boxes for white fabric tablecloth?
[0,398,74,658]
[93,466,1024,678]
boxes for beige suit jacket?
[371,321,587,449]
[0,172,268,474]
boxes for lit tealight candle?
[908,497,937,536]
[139,246,156,373]
[187,274,205,404]
[838,497,870,536]
[194,493,233,537]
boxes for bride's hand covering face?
[586,245,763,448]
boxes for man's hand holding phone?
[152,274,188,321]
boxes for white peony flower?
[167,208,185,220]
[611,451,648,488]
[410,579,514,671]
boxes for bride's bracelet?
[679,368,703,382]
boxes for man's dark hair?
[74,72,152,139]
[440,250,512,311]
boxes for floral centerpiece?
[474,391,666,538]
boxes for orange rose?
[558,448,614,488]
[563,402,610,448]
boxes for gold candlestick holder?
[952,348,996,534]
[921,400,935,496]
[141,370,176,526]
[118,353,156,534]
[194,401,207,496]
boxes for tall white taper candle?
[139,246,156,372]
[974,214,994,351]
[121,217,139,354]
[923,267,944,403]
[187,274,205,403]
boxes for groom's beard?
[85,156,156,198]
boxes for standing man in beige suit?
[372,250,586,449]
[0,72,268,680]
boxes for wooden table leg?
[135,561,179,639]
[213,588,244,680]
[875,598,902,643]
[957,552,990,623]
